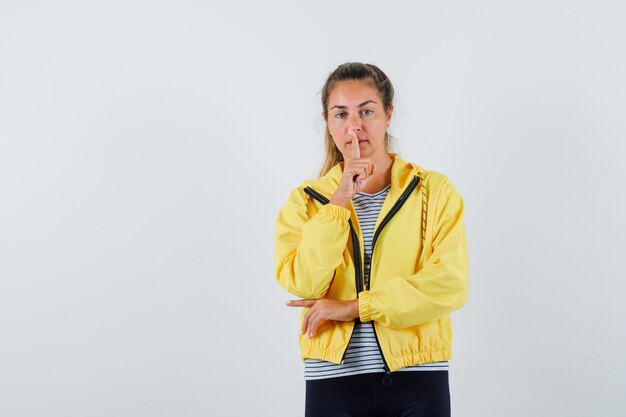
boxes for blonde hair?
[318,62,395,177]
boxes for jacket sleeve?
[274,187,352,299]
[357,177,469,329]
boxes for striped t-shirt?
[304,183,449,380]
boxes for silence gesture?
[329,128,377,207]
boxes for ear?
[322,111,327,121]
[386,104,394,127]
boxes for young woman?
[274,62,469,417]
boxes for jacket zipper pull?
[382,366,392,387]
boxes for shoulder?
[284,166,342,204]
[409,163,463,203]
[407,163,450,191]
[279,176,332,212]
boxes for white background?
[1,1,625,416]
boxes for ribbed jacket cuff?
[358,291,372,322]
[320,203,351,221]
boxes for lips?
[348,137,367,144]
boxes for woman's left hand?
[286,299,359,338]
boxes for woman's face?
[325,79,393,161]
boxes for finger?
[348,161,372,176]
[286,299,316,308]
[308,310,323,338]
[357,175,372,190]
[357,165,368,180]
[301,305,315,335]
[371,163,376,176]
[347,163,366,179]
[350,129,360,160]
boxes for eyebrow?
[330,100,377,110]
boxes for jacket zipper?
[368,175,421,386]
[304,175,421,378]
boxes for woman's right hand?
[330,129,377,208]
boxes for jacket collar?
[320,153,423,199]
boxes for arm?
[275,187,352,299]
[357,177,469,329]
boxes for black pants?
[305,371,451,417]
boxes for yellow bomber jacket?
[274,153,469,373]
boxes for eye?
[334,112,347,119]
[361,109,374,116]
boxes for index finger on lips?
[350,129,360,160]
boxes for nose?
[347,114,362,131]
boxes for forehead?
[328,79,381,107]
